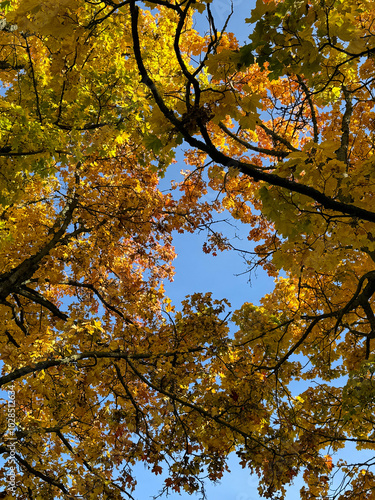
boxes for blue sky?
[160,150,275,312]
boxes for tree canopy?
[1,0,375,498]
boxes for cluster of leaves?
[0,0,375,499]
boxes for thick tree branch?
[173,0,200,109]
[335,86,353,165]
[0,196,79,301]
[17,286,68,321]
[130,3,375,224]
[0,149,45,157]
[23,35,43,125]
[0,446,70,496]
[55,122,110,131]
[0,347,205,387]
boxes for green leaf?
[144,134,163,154]
[237,44,254,68]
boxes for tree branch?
[0,195,79,301]
[17,286,68,321]
[219,121,288,159]
[296,75,319,143]
[62,280,133,324]
[257,122,299,152]
[335,86,353,165]
[130,3,375,224]
[0,347,206,387]
[124,355,272,452]
[0,447,70,496]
